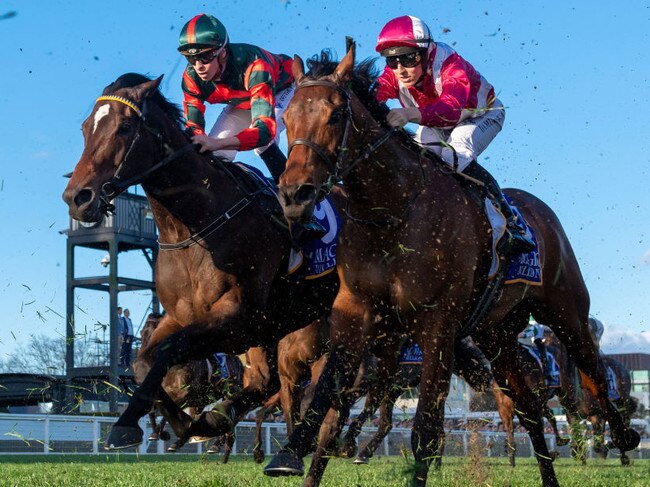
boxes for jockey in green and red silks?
[178,13,294,183]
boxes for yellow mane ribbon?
[95,95,143,118]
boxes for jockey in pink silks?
[374,15,534,254]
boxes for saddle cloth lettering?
[399,341,423,365]
[287,198,341,279]
[485,195,542,285]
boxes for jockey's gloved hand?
[386,107,422,128]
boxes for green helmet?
[178,14,228,54]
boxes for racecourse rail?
[1,413,648,459]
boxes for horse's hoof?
[105,425,143,450]
[148,434,159,441]
[253,449,265,464]
[264,450,304,476]
[621,456,630,466]
[159,431,171,442]
[614,429,640,452]
[353,455,369,465]
[339,443,358,459]
[207,445,220,454]
[188,436,213,444]
[167,444,178,453]
[550,450,560,461]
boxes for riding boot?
[259,144,288,184]
[463,161,536,255]
[260,144,327,241]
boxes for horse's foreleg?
[107,318,254,449]
[355,396,395,464]
[265,293,369,481]
[491,347,559,487]
[410,327,455,487]
[493,382,516,466]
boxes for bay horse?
[138,312,245,452]
[340,338,519,466]
[579,356,637,465]
[266,45,639,487]
[62,73,340,450]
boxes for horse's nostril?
[294,185,317,205]
[74,188,94,208]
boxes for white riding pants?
[414,99,505,172]
[208,86,295,161]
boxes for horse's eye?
[329,111,342,124]
[117,121,132,135]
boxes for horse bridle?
[287,79,396,197]
[94,95,193,205]
[91,94,277,251]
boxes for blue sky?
[0,1,649,359]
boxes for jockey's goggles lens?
[183,49,219,65]
[386,52,421,69]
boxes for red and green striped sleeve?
[235,59,277,151]
[181,70,208,135]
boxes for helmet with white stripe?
[375,16,433,57]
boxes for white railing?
[0,413,647,459]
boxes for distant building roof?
[606,353,650,371]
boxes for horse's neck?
[345,120,449,223]
[142,142,240,243]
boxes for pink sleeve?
[419,53,471,128]
[374,65,399,103]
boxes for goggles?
[183,48,220,66]
[385,51,421,69]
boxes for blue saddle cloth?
[399,341,423,365]
[212,352,231,379]
[287,198,342,279]
[233,162,342,280]
[485,195,542,285]
[523,345,560,388]
[606,366,620,400]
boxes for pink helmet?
[375,16,433,56]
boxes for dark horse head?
[62,74,181,222]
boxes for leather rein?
[287,79,397,198]
[93,95,268,251]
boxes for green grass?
[0,455,647,486]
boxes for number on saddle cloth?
[484,195,542,284]
[287,198,342,280]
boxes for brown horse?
[579,356,637,465]
[62,73,340,450]
[340,337,519,466]
[266,46,639,487]
[138,313,244,453]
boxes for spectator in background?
[119,308,135,367]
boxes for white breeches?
[414,99,505,172]
[207,86,295,161]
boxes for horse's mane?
[305,50,390,124]
[103,73,184,127]
[305,51,430,155]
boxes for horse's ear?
[292,55,305,84]
[132,75,163,101]
[333,38,355,83]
